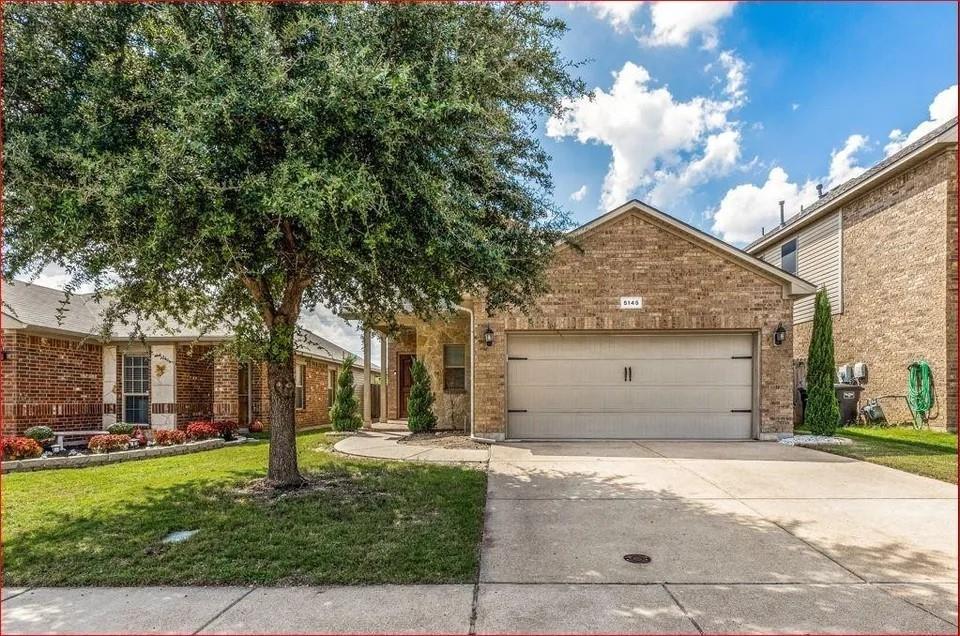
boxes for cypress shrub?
[804,288,840,435]
[406,359,437,433]
[330,355,363,432]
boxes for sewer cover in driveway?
[623,553,651,564]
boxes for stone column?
[379,333,388,423]
[102,345,118,427]
[363,327,372,427]
[150,344,177,430]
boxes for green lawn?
[805,426,958,483]
[1,431,486,586]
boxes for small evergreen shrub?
[406,359,437,433]
[23,426,55,444]
[88,434,131,453]
[330,355,363,432]
[1,436,43,459]
[154,429,187,446]
[106,422,135,435]
[804,288,840,436]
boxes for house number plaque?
[619,296,643,309]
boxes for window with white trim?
[295,363,306,409]
[781,239,798,275]
[123,354,150,424]
[443,344,466,391]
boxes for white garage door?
[506,333,754,440]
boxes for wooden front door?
[398,354,416,418]
[238,363,250,427]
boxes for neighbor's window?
[328,367,338,408]
[295,364,306,409]
[123,354,150,424]
[443,344,466,391]
[781,239,798,275]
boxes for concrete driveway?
[477,440,958,634]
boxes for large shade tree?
[3,3,586,485]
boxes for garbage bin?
[834,383,864,426]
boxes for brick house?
[1,280,379,436]
[358,200,815,441]
[745,118,958,431]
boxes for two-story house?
[745,118,957,431]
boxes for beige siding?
[762,212,842,323]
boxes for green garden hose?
[907,360,935,429]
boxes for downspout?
[453,303,476,440]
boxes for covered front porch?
[360,310,473,431]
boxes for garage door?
[506,333,754,440]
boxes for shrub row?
[88,434,131,454]
[155,429,187,446]
[1,436,44,460]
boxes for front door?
[398,354,416,418]
[238,364,250,427]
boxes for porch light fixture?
[774,322,786,347]
[483,325,495,347]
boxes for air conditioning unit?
[837,364,854,384]
[853,362,868,382]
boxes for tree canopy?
[3,2,586,484]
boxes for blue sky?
[544,1,958,243]
[32,2,959,359]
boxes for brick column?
[213,351,239,422]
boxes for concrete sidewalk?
[4,582,957,634]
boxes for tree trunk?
[267,355,303,487]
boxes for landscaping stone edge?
[2,437,248,473]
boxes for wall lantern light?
[483,325,495,347]
[773,322,786,347]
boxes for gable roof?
[566,200,817,298]
[0,279,377,371]
[746,117,958,254]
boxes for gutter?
[453,302,477,441]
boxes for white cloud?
[711,167,820,244]
[884,84,957,155]
[642,1,737,49]
[570,185,588,202]
[826,134,868,188]
[791,103,800,111]
[647,129,741,207]
[547,59,744,210]
[573,1,644,32]
[711,134,869,244]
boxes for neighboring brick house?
[1,280,378,436]
[745,118,958,431]
[362,200,815,441]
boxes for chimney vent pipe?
[816,184,824,198]
[779,200,785,225]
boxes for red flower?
[154,429,187,446]
[88,434,131,454]
[1,436,43,460]
[185,422,219,441]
